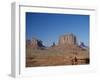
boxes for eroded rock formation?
[26,33,89,67]
[26,37,44,49]
[59,33,77,45]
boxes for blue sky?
[26,12,89,46]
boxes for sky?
[26,12,89,47]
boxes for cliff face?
[59,33,77,45]
[26,38,44,49]
[26,33,86,49]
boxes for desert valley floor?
[26,44,89,67]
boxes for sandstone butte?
[26,33,89,67]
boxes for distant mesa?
[26,37,45,49]
[59,33,77,45]
[79,42,88,49]
[51,42,56,47]
[26,33,88,50]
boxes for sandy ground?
[26,45,89,67]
